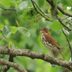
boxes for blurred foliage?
[0,0,72,72]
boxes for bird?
[40,28,63,58]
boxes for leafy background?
[0,0,72,72]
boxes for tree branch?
[2,55,15,72]
[57,6,72,17]
[46,0,72,31]
[0,47,72,71]
[0,59,27,72]
[46,0,72,17]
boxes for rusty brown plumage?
[40,28,62,57]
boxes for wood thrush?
[40,28,63,57]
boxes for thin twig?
[0,5,16,11]
[57,16,71,31]
[31,0,50,21]
[57,6,72,17]
[62,29,72,61]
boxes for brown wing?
[44,33,60,50]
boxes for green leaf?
[37,0,45,7]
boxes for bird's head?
[40,28,51,36]
[40,28,48,33]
